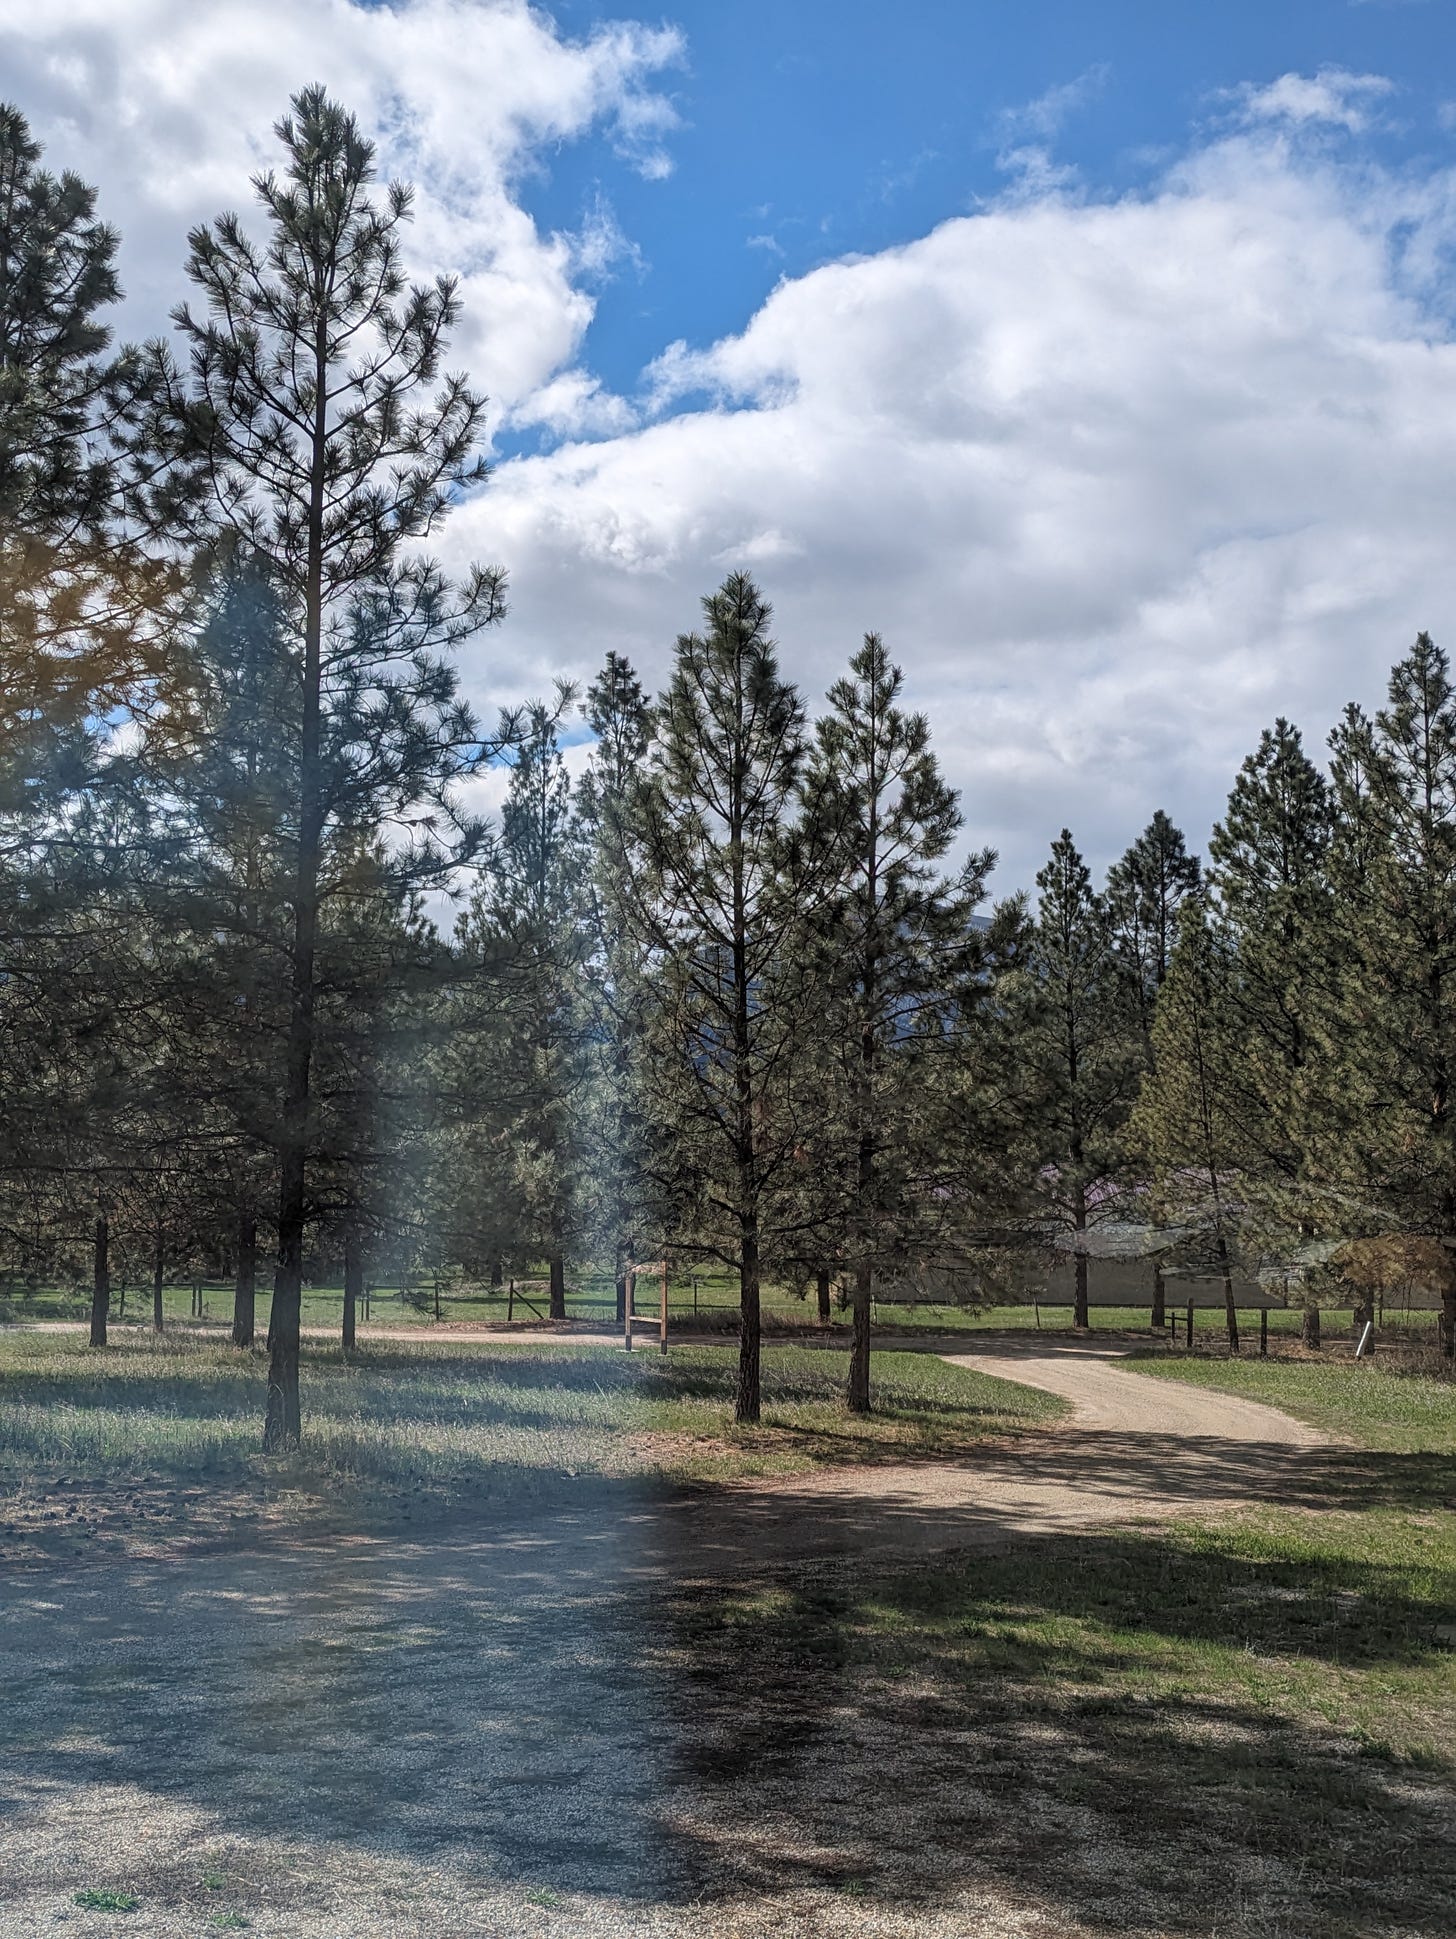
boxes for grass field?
[6,1273,1444,1342]
[2,1319,1453,1933]
[0,1332,1064,1507]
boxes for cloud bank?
[0,0,681,423]
[474,118,1456,889]
[6,7,1456,890]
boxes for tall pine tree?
[1307,637,1456,1353]
[1129,895,1249,1350]
[142,90,511,1446]
[1208,718,1331,1344]
[1014,831,1141,1327]
[805,634,992,1411]
[624,574,828,1423]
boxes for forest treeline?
[4,91,1455,1446]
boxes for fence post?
[1260,1308,1268,1357]
[507,1278,514,1324]
[660,1257,669,1357]
[1187,1300,1195,1351]
[624,1267,635,1352]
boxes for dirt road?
[670,1337,1334,1566]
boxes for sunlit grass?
[0,1332,1063,1499]
[1130,1351,1456,1453]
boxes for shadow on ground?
[0,1425,1452,1936]
[662,1529,1456,1937]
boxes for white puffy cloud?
[7,21,1455,895]
[0,0,681,425]
[461,108,1456,891]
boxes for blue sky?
[518,0,1456,423]
[6,0,1456,891]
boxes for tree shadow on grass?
[0,1341,1055,1507]
[658,1528,1456,1936]
[1,1333,1452,1932]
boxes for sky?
[4,0,1456,897]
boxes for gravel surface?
[0,1343,1376,1938]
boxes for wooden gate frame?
[624,1258,670,1356]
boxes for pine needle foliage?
[622,574,833,1423]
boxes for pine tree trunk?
[266,1146,306,1450]
[152,1225,165,1335]
[265,890,317,1446]
[490,1256,502,1289]
[1151,1263,1166,1329]
[89,1207,110,1348]
[233,1206,257,1347]
[263,317,328,1457]
[735,1224,761,1424]
[1073,1188,1090,1328]
[1352,1293,1375,1340]
[1219,1239,1240,1353]
[1440,1287,1455,1359]
[615,1269,628,1326]
[848,1259,873,1413]
[817,1266,832,1326]
[548,1252,566,1321]
[342,1229,361,1358]
[1302,1303,1321,1348]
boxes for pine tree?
[0,107,179,1268]
[1014,831,1141,1327]
[1307,636,1456,1353]
[805,634,993,1411]
[624,574,827,1423]
[1105,811,1200,1324]
[468,708,591,1319]
[0,101,153,825]
[577,653,655,1322]
[135,552,299,1346]
[1208,718,1331,1344]
[141,90,510,1447]
[1129,895,1249,1349]
[1106,811,1201,1042]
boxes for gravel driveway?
[0,1343,1362,1938]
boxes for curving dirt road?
[943,1337,1331,1442]
[667,1338,1336,1571]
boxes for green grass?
[73,1888,139,1911]
[1131,1350,1456,1453]
[0,1332,1063,1503]
[637,1339,1065,1478]
[669,1504,1456,1932]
